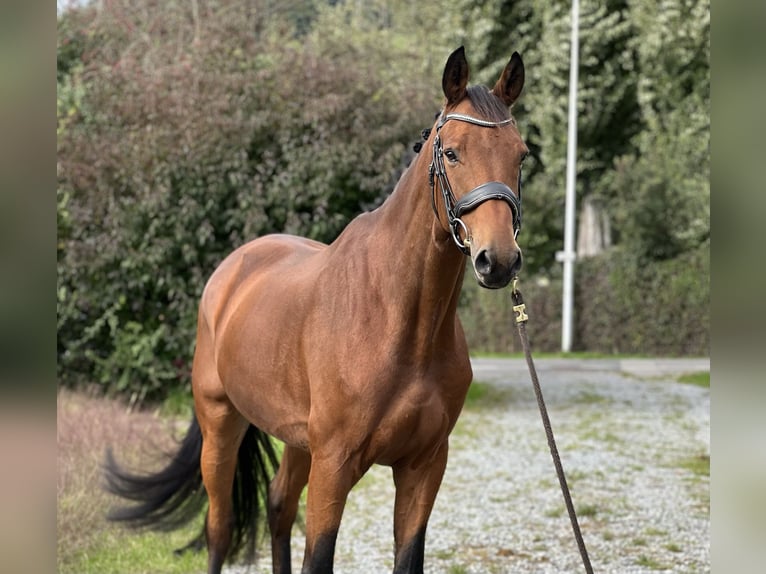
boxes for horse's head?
[431,47,528,289]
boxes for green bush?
[575,243,709,356]
[56,1,440,400]
[460,244,709,357]
[459,267,562,354]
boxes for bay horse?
[105,46,528,574]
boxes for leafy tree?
[464,0,638,273]
[606,0,710,260]
[456,0,708,354]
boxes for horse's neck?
[371,149,467,335]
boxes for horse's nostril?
[474,249,494,276]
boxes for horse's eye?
[444,149,458,163]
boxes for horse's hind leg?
[192,310,251,573]
[196,396,249,574]
[268,445,311,574]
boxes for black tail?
[104,415,280,563]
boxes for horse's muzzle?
[473,247,522,289]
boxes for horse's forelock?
[465,85,510,123]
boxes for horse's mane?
[465,85,511,123]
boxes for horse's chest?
[369,378,463,464]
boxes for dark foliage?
[57,1,438,399]
[461,243,709,357]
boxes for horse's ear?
[492,52,525,107]
[442,46,469,106]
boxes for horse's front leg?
[391,442,449,574]
[301,447,370,573]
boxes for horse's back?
[200,234,326,336]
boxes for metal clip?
[513,303,528,324]
[451,218,470,253]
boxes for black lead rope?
[511,279,594,574]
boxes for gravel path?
[231,358,710,574]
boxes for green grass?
[677,371,710,388]
[676,454,710,514]
[679,454,710,477]
[635,555,670,570]
[58,391,211,574]
[434,548,456,560]
[470,351,646,359]
[576,503,599,518]
[61,526,207,574]
[465,380,490,404]
[463,380,515,409]
[158,386,195,418]
[59,389,293,574]
[544,507,563,518]
[572,390,610,405]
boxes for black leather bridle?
[428,112,522,255]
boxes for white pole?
[560,0,580,352]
